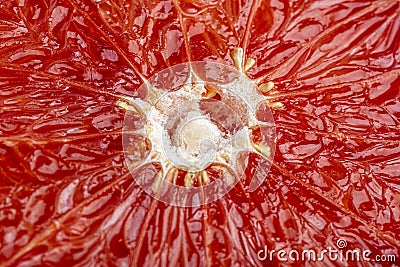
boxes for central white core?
[178,117,220,160]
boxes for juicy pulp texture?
[0,0,399,266]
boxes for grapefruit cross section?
[121,57,277,207]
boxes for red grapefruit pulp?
[0,0,399,266]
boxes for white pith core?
[145,83,235,172]
[122,55,276,195]
[178,116,220,159]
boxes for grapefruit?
[0,0,399,266]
